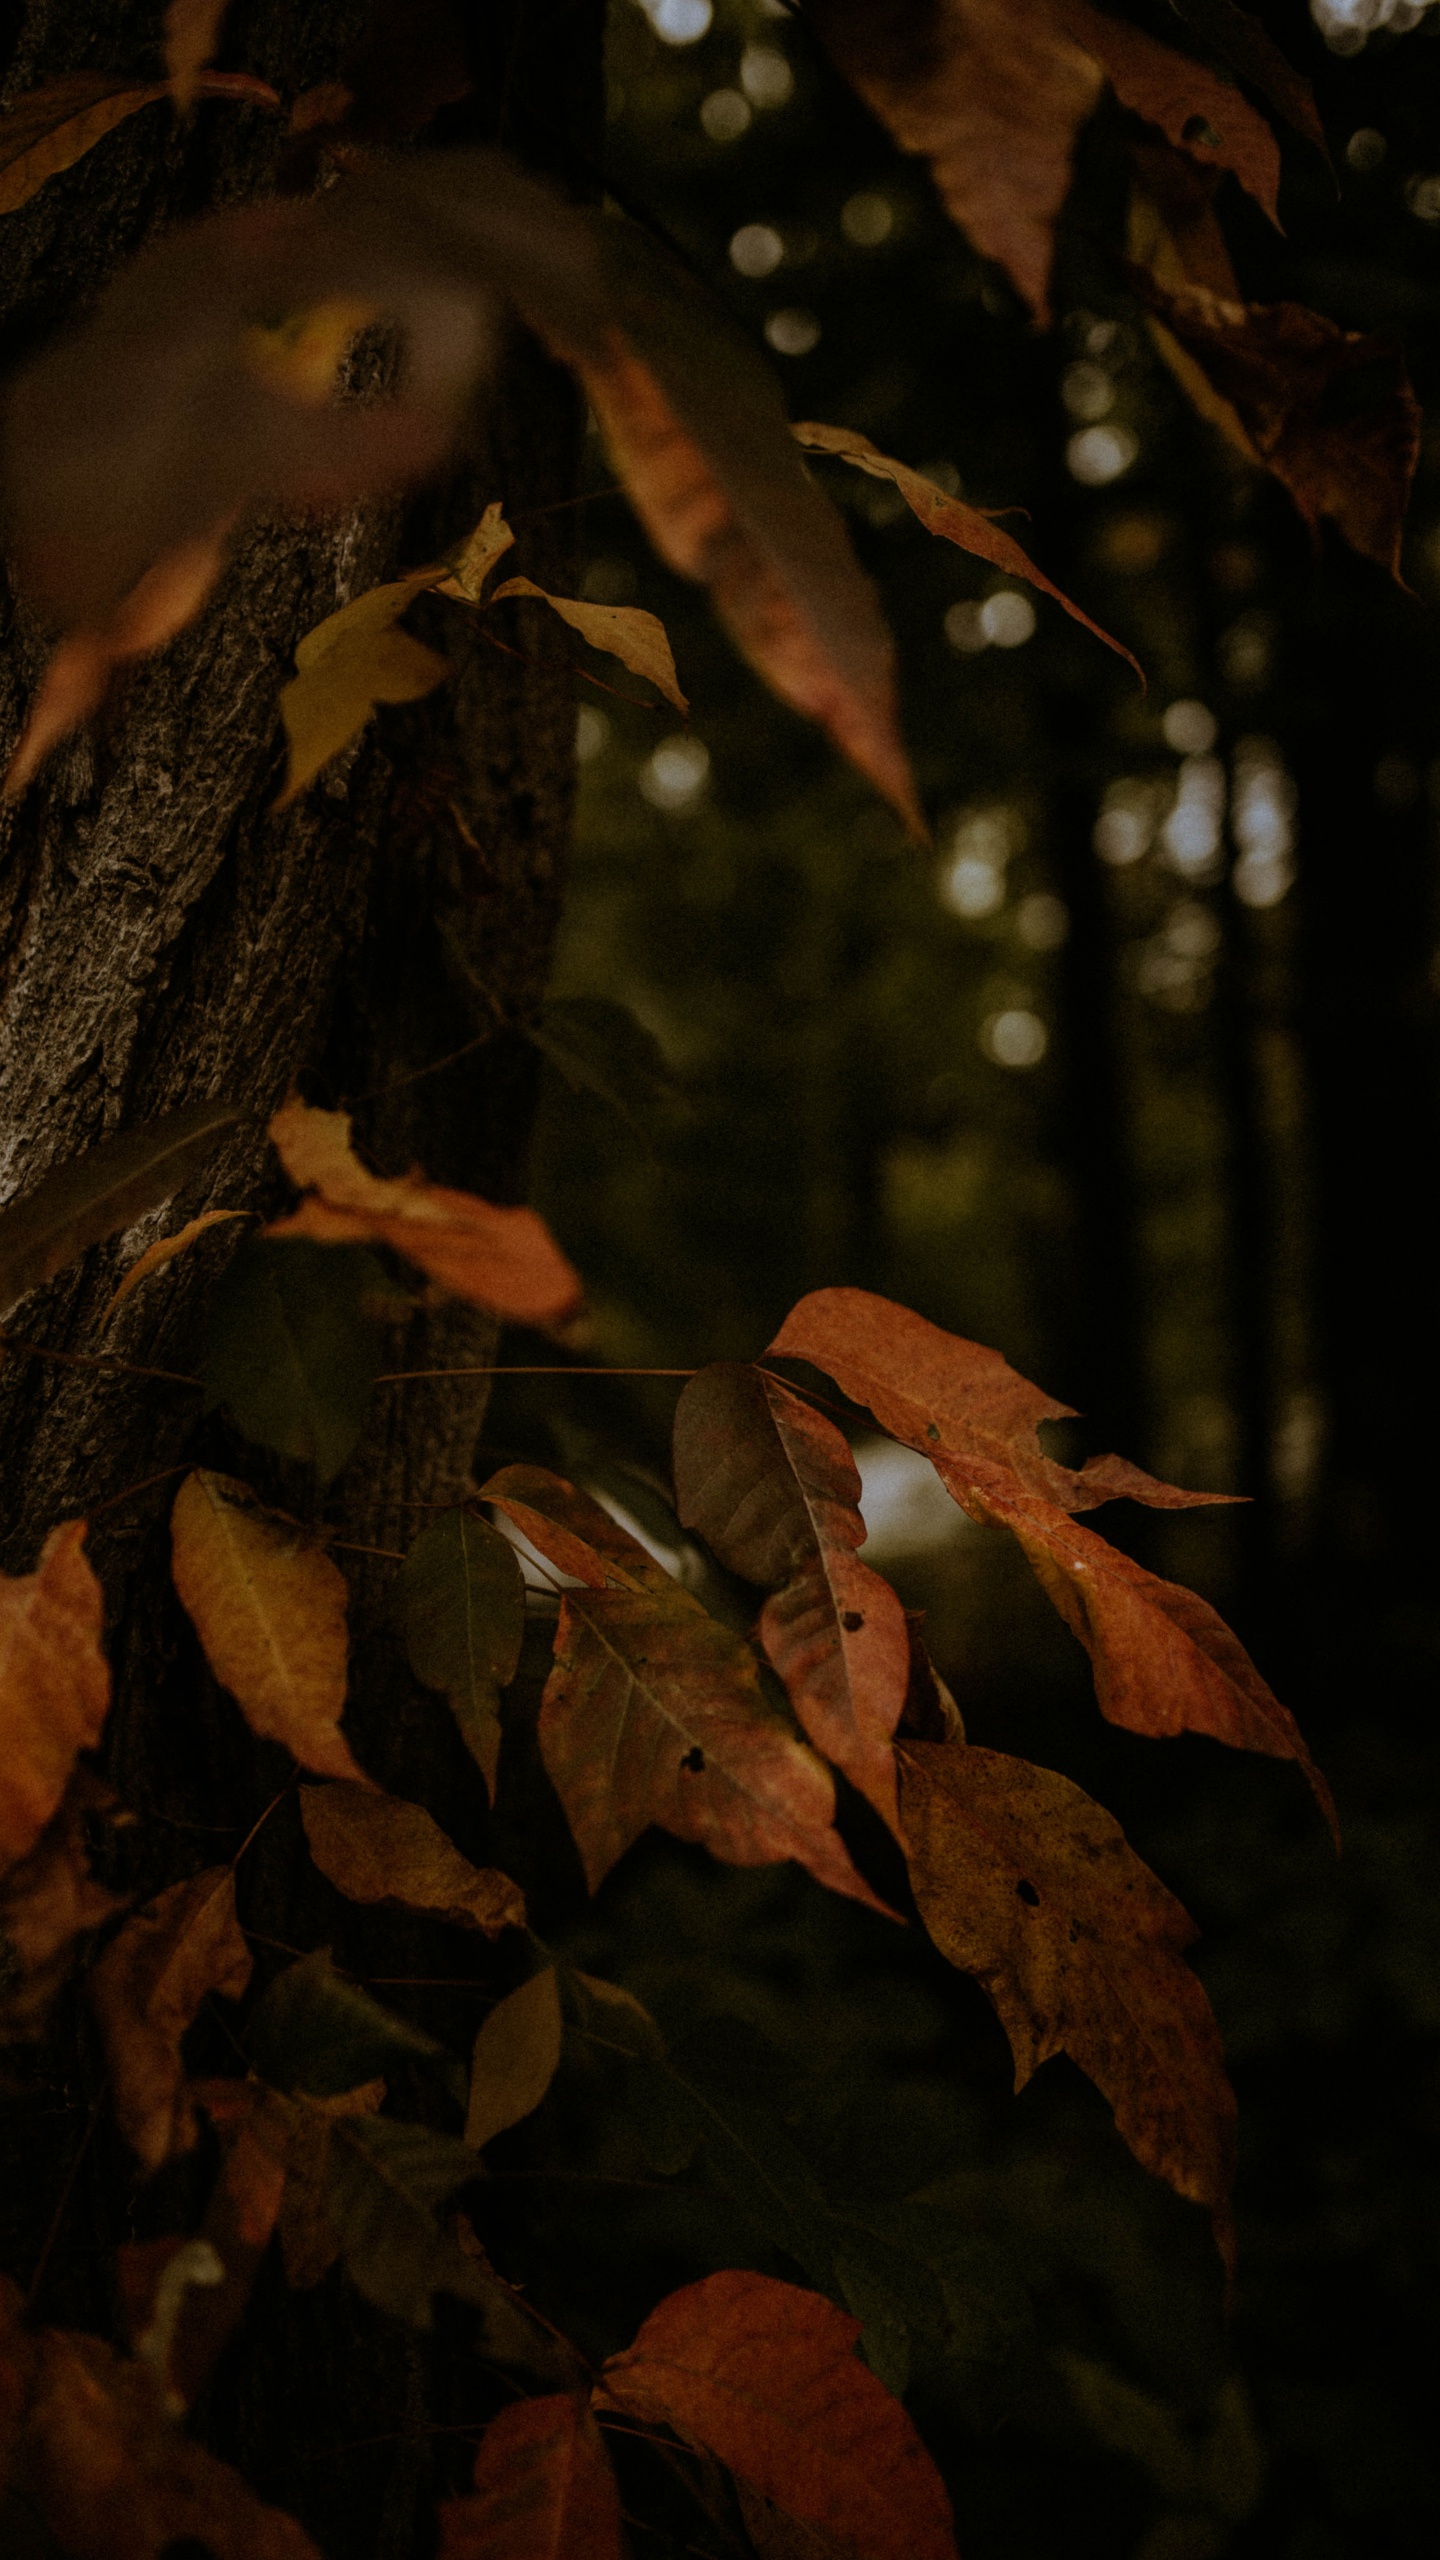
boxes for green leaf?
[391,1510,525,1792]
[529,997,673,1138]
[202,1236,384,1483]
[248,1949,444,2099]
[0,1096,242,1319]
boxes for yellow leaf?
[240,298,379,407]
[300,1780,525,1935]
[89,1868,253,2172]
[489,576,688,714]
[273,572,450,808]
[267,1096,582,1327]
[169,1470,364,1782]
[0,74,168,217]
[0,1521,110,1869]
[102,1207,249,1325]
[465,1966,563,2150]
[434,500,517,602]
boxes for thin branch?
[0,1329,201,1387]
[376,1364,698,1382]
[88,1462,191,1519]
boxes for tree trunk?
[0,4,602,2550]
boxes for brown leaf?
[793,422,1142,682]
[3,526,234,798]
[597,2268,958,2560]
[300,1781,525,1935]
[0,66,277,217]
[89,1869,253,2173]
[483,1465,893,1914]
[0,1773,125,2043]
[0,2285,321,2560]
[169,1469,365,1783]
[102,1207,249,1325]
[899,1738,1236,2259]
[491,574,689,713]
[0,1522,110,1870]
[165,1,232,109]
[273,569,451,806]
[1123,259,1420,578]
[1165,0,1329,161]
[805,0,1279,324]
[0,1096,243,1319]
[767,1289,1335,1835]
[673,1363,910,1835]
[267,1097,582,1328]
[736,2484,853,2559]
[277,2080,385,2291]
[466,1967,563,2151]
[439,2392,624,2560]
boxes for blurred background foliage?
[476,4,1439,2552]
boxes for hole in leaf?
[1182,114,1221,149]
[925,1423,940,1442]
[680,1747,706,1774]
[1015,1877,1040,1907]
[841,1610,864,1632]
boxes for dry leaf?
[0,66,277,217]
[277,2080,386,2291]
[392,1510,526,1797]
[273,570,450,806]
[0,2284,321,2560]
[0,1521,110,1869]
[165,1,233,110]
[4,525,234,798]
[434,498,516,601]
[89,1868,253,2173]
[490,575,688,713]
[483,1465,891,1915]
[806,0,1280,324]
[267,1097,582,1328]
[1166,0,1328,161]
[793,422,1142,682]
[736,2484,853,2559]
[466,1967,563,2151]
[300,1781,525,1935]
[673,1363,911,1836]
[169,1470,365,1783]
[0,1773,125,2043]
[899,1738,1236,2260]
[1123,258,1419,579]
[597,2269,959,2560]
[768,1288,1335,1835]
[102,1207,248,1325]
[440,2392,624,2560]
[0,1096,242,1319]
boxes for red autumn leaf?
[672,1362,911,1836]
[439,2393,624,2560]
[804,0,1280,324]
[0,2278,321,2560]
[596,2269,958,2560]
[0,1520,110,1870]
[898,1738,1236,2261]
[482,1465,893,1914]
[1122,260,1419,579]
[266,1098,582,1329]
[793,421,1143,683]
[767,1288,1335,1836]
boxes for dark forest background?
[481,3,1440,2553]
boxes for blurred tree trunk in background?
[0,4,601,2551]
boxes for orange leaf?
[439,2392,624,2560]
[483,1465,893,1914]
[102,1207,248,1324]
[899,1738,1236,2259]
[673,1363,910,1836]
[169,1470,365,1784]
[793,422,1142,683]
[89,1869,253,2173]
[597,2269,958,2560]
[767,1288,1334,1835]
[0,2283,321,2560]
[165,1,232,110]
[490,574,689,714]
[806,0,1279,325]
[299,1781,525,1934]
[1123,260,1420,579]
[0,1521,110,1869]
[0,73,170,214]
[272,569,451,808]
[0,1773,124,2043]
[266,1097,582,1329]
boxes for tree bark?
[0,4,603,2551]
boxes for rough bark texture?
[0,3,604,2551]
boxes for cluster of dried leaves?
[0,1079,1332,2555]
[0,0,1420,822]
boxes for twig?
[25,2093,104,2310]
[0,1330,201,1387]
[88,1463,191,1519]
[376,1364,698,1382]
[326,1536,407,1561]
